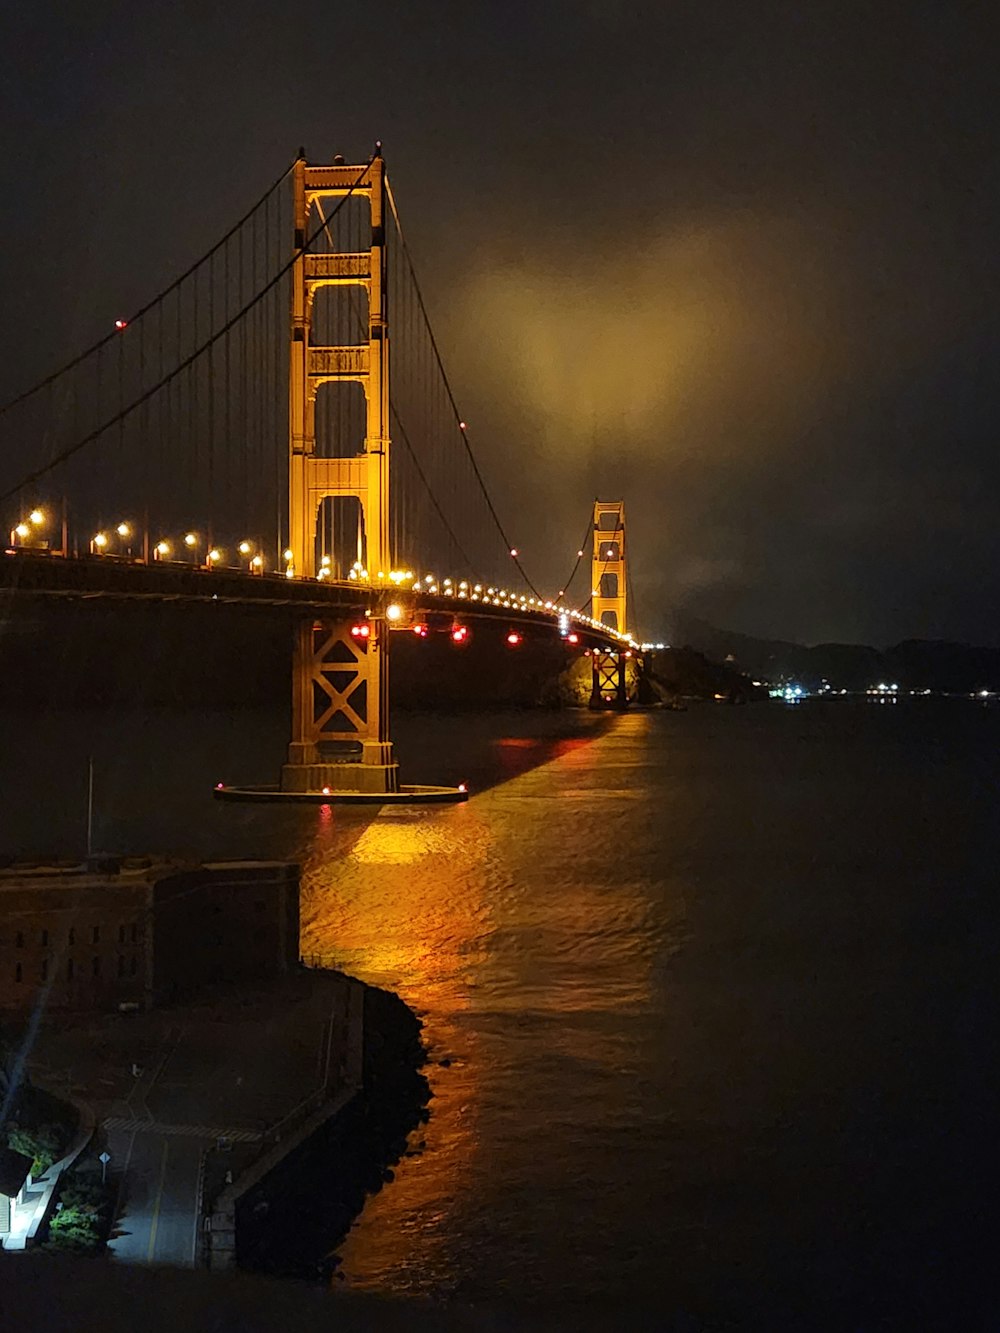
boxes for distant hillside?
[667,614,1000,693]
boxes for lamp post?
[238,541,266,575]
[9,508,47,550]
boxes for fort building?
[0,859,299,1013]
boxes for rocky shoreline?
[230,977,430,1281]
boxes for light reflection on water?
[3,700,997,1319]
[297,702,999,1321]
[299,714,685,1302]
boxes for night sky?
[1,2,997,647]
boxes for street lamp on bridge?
[238,540,265,574]
[9,508,47,550]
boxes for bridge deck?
[0,552,629,649]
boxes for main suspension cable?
[390,405,477,575]
[556,507,597,605]
[578,513,624,618]
[0,158,374,505]
[385,179,540,599]
[314,195,478,579]
[0,160,296,421]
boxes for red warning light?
[451,625,469,643]
[566,632,579,645]
[115,318,128,330]
[412,623,429,638]
[506,631,522,647]
[350,623,370,639]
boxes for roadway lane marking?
[189,1144,206,1266]
[146,1138,170,1262]
[102,1117,262,1142]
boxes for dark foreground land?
[22,967,427,1273]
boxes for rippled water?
[3,701,997,1324]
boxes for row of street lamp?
[8,508,268,572]
[96,528,266,572]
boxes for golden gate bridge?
[0,148,658,802]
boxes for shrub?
[44,1168,114,1254]
[47,1206,101,1252]
[6,1122,68,1177]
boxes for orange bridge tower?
[282,152,396,795]
[589,500,630,709]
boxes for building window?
[15,931,23,948]
[92,956,101,978]
[67,958,75,981]
[68,927,75,945]
[41,958,48,981]
[92,926,100,944]
[130,955,137,976]
[118,955,125,976]
[41,929,49,947]
[15,963,22,983]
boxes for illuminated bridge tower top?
[287,153,389,580]
[591,500,627,636]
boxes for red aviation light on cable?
[451,625,469,644]
[350,623,370,639]
[506,631,522,647]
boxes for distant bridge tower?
[282,152,396,795]
[589,500,629,709]
[591,500,626,634]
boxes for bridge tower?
[591,500,626,634]
[282,152,396,795]
[589,500,629,709]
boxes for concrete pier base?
[280,759,400,795]
[215,782,467,806]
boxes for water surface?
[2,701,996,1325]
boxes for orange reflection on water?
[300,801,496,1292]
[296,713,668,1297]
